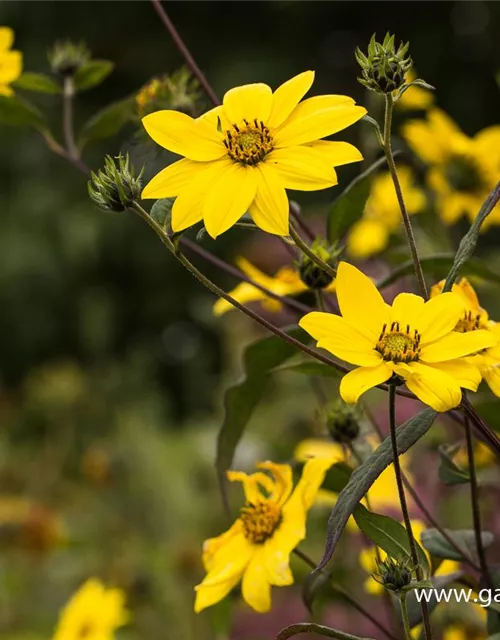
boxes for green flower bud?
[356,33,412,94]
[326,399,361,444]
[136,68,202,118]
[298,239,338,290]
[374,556,413,593]
[88,154,143,213]
[48,40,91,77]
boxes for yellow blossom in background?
[141,71,366,238]
[0,27,22,96]
[299,262,497,411]
[359,519,460,595]
[52,578,129,640]
[348,167,426,259]
[213,257,335,316]
[403,109,500,227]
[194,457,336,613]
[431,278,500,397]
[397,70,435,111]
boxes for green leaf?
[78,97,135,148]
[74,60,114,92]
[275,362,341,378]
[438,443,470,485]
[402,571,464,628]
[277,622,376,640]
[378,254,500,289]
[149,198,174,228]
[421,528,494,563]
[13,72,61,94]
[353,504,430,575]
[314,408,437,573]
[322,461,353,493]
[0,95,48,131]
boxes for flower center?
[444,154,484,194]
[376,322,421,363]
[455,310,487,333]
[224,120,273,166]
[240,501,282,544]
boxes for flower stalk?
[399,593,413,640]
[63,76,78,160]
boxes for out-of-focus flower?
[0,497,66,552]
[299,262,495,411]
[347,167,426,259]
[397,70,434,111]
[136,68,201,118]
[0,27,22,96]
[141,71,365,238]
[194,457,336,613]
[441,623,487,640]
[403,109,500,227]
[52,579,129,640]
[48,40,90,77]
[213,257,335,316]
[431,278,500,396]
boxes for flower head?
[194,457,335,613]
[299,262,497,411]
[52,578,129,640]
[88,154,143,212]
[0,27,22,96]
[403,109,500,226]
[141,71,366,238]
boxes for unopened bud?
[48,40,91,77]
[326,400,361,444]
[375,556,413,593]
[356,33,412,94]
[88,154,143,212]
[298,239,338,290]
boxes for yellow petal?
[267,146,337,191]
[428,360,482,391]
[391,292,425,325]
[241,548,272,612]
[267,70,315,129]
[142,110,225,161]
[294,439,343,463]
[222,82,273,125]
[484,365,500,397]
[286,455,337,513]
[402,120,447,164]
[203,164,257,238]
[421,330,497,363]
[227,470,274,503]
[306,140,363,167]
[274,96,367,147]
[348,219,389,259]
[417,293,465,344]
[249,164,289,235]
[339,363,393,403]
[0,27,14,51]
[257,462,293,505]
[398,362,462,412]
[0,51,22,84]
[262,538,294,586]
[0,84,13,96]
[213,282,266,316]
[198,105,232,132]
[299,311,382,366]
[335,261,391,342]
[141,158,201,199]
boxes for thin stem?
[150,0,220,106]
[388,385,433,640]
[463,410,493,588]
[400,594,413,640]
[277,623,376,640]
[314,290,325,312]
[63,76,79,159]
[289,224,336,280]
[290,201,315,241]
[382,93,428,299]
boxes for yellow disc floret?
[376,322,421,363]
[240,500,282,543]
[223,120,273,165]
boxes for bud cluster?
[356,33,412,94]
[48,40,91,77]
[298,239,338,290]
[88,154,143,213]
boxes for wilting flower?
[397,70,435,111]
[0,27,22,96]
[213,257,335,316]
[348,167,426,259]
[194,457,335,613]
[299,262,496,411]
[431,277,500,396]
[403,109,500,227]
[141,71,366,238]
[52,578,129,640]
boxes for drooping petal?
[428,360,482,391]
[241,548,272,612]
[257,462,294,505]
[417,293,465,344]
[398,362,462,412]
[335,262,391,342]
[222,82,273,125]
[203,163,257,238]
[141,158,201,199]
[421,329,497,362]
[266,146,337,191]
[249,164,289,235]
[274,96,366,147]
[227,470,274,503]
[306,140,363,167]
[339,363,393,404]
[0,51,22,84]
[299,311,382,366]
[142,110,226,161]
[267,70,315,129]
[0,27,14,51]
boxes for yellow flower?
[442,624,487,640]
[431,278,500,397]
[194,457,335,613]
[141,71,366,238]
[213,257,335,316]
[397,70,434,111]
[52,579,129,640]
[348,168,426,259]
[299,262,497,411]
[403,109,500,226]
[360,520,460,595]
[0,27,22,96]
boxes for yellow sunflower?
[141,71,366,238]
[431,277,500,396]
[52,578,129,640]
[348,167,426,259]
[403,109,500,226]
[0,27,22,96]
[194,456,335,613]
[299,262,497,411]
